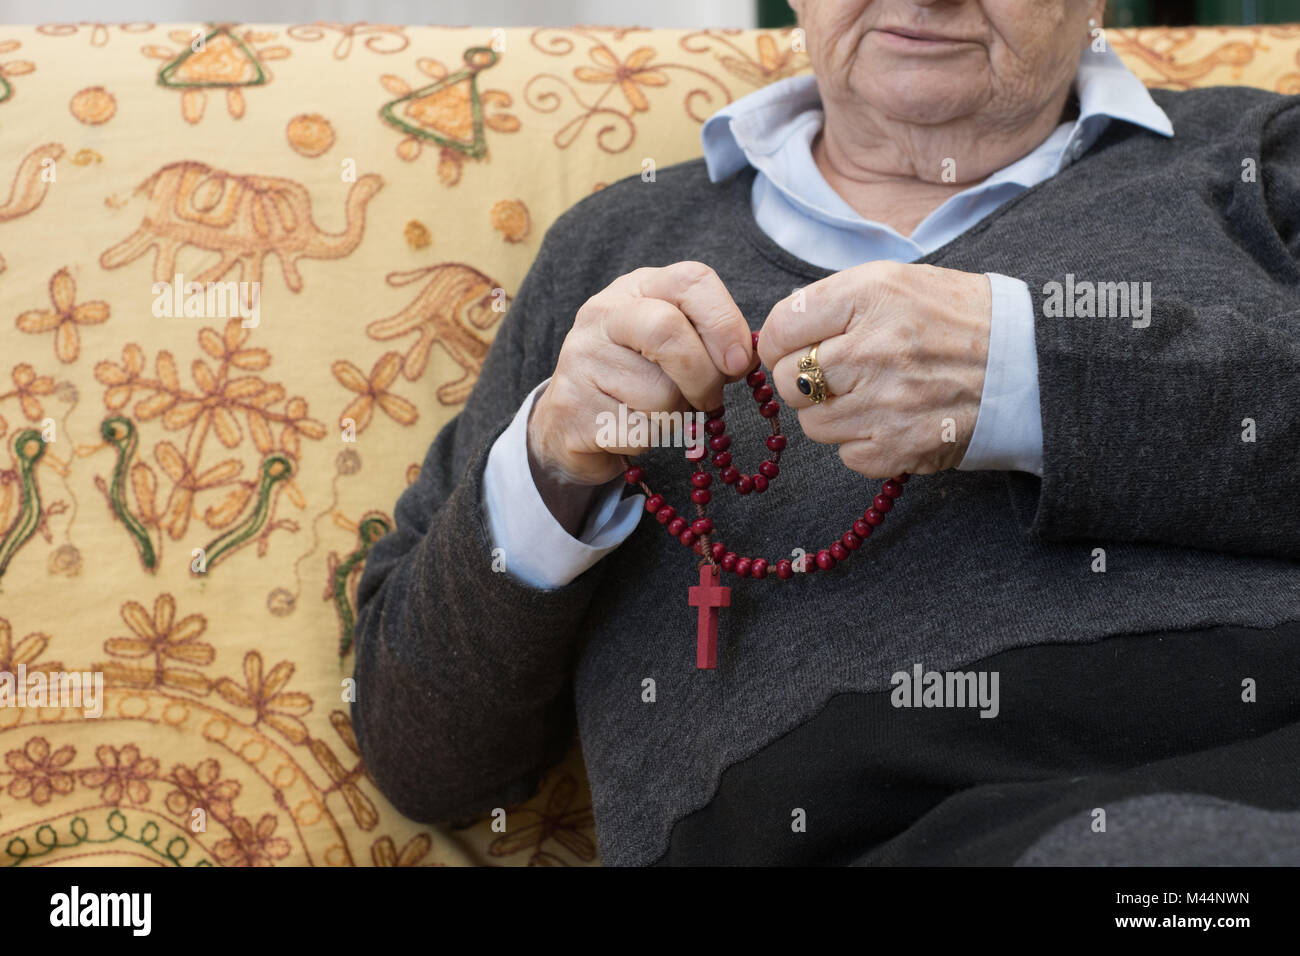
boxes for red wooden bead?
[721,552,738,572]
[752,474,769,493]
[746,370,766,388]
[830,541,849,561]
[705,418,727,436]
[736,475,753,495]
[690,488,712,505]
[804,553,818,573]
[751,331,760,350]
[882,479,902,498]
[680,529,697,547]
[842,531,862,551]
[751,558,768,579]
[712,451,733,468]
[645,494,664,514]
[721,467,740,484]
[656,505,676,525]
[776,559,793,579]
[667,516,687,537]
[735,557,752,577]
[759,401,780,418]
[864,508,884,526]
[758,460,779,479]
[897,473,911,483]
[753,384,774,403]
[693,539,706,556]
[709,434,731,453]
[711,542,727,561]
[691,472,713,488]
[766,434,787,452]
[816,549,835,571]
[853,519,873,538]
[625,466,644,484]
[691,517,713,536]
[873,494,892,512]
[706,407,725,420]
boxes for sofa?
[0,20,1297,866]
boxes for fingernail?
[725,344,748,375]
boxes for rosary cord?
[621,452,720,570]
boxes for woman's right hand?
[527,261,756,523]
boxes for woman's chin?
[855,80,985,126]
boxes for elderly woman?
[352,0,1300,866]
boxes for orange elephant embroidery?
[365,263,508,406]
[0,143,63,274]
[99,161,383,293]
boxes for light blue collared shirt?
[700,44,1173,475]
[482,44,1174,590]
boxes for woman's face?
[792,0,1100,130]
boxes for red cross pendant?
[688,563,730,669]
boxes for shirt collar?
[701,44,1173,185]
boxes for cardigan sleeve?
[350,218,611,824]
[1009,95,1300,561]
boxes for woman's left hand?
[757,261,992,479]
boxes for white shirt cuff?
[958,274,1044,476]
[482,378,644,590]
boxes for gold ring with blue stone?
[795,343,830,404]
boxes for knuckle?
[671,260,715,285]
[864,259,901,282]
[578,289,616,328]
[556,326,588,365]
[760,319,788,363]
[625,265,658,286]
[638,303,682,363]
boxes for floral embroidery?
[78,744,159,805]
[371,832,439,866]
[681,29,806,86]
[4,736,75,806]
[1,364,55,424]
[214,651,312,745]
[310,711,378,829]
[213,813,291,866]
[15,268,110,363]
[488,771,596,866]
[526,27,736,151]
[165,758,240,823]
[332,352,418,433]
[99,594,214,695]
[92,320,323,549]
[574,45,667,112]
[0,617,62,674]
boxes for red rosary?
[622,331,909,669]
